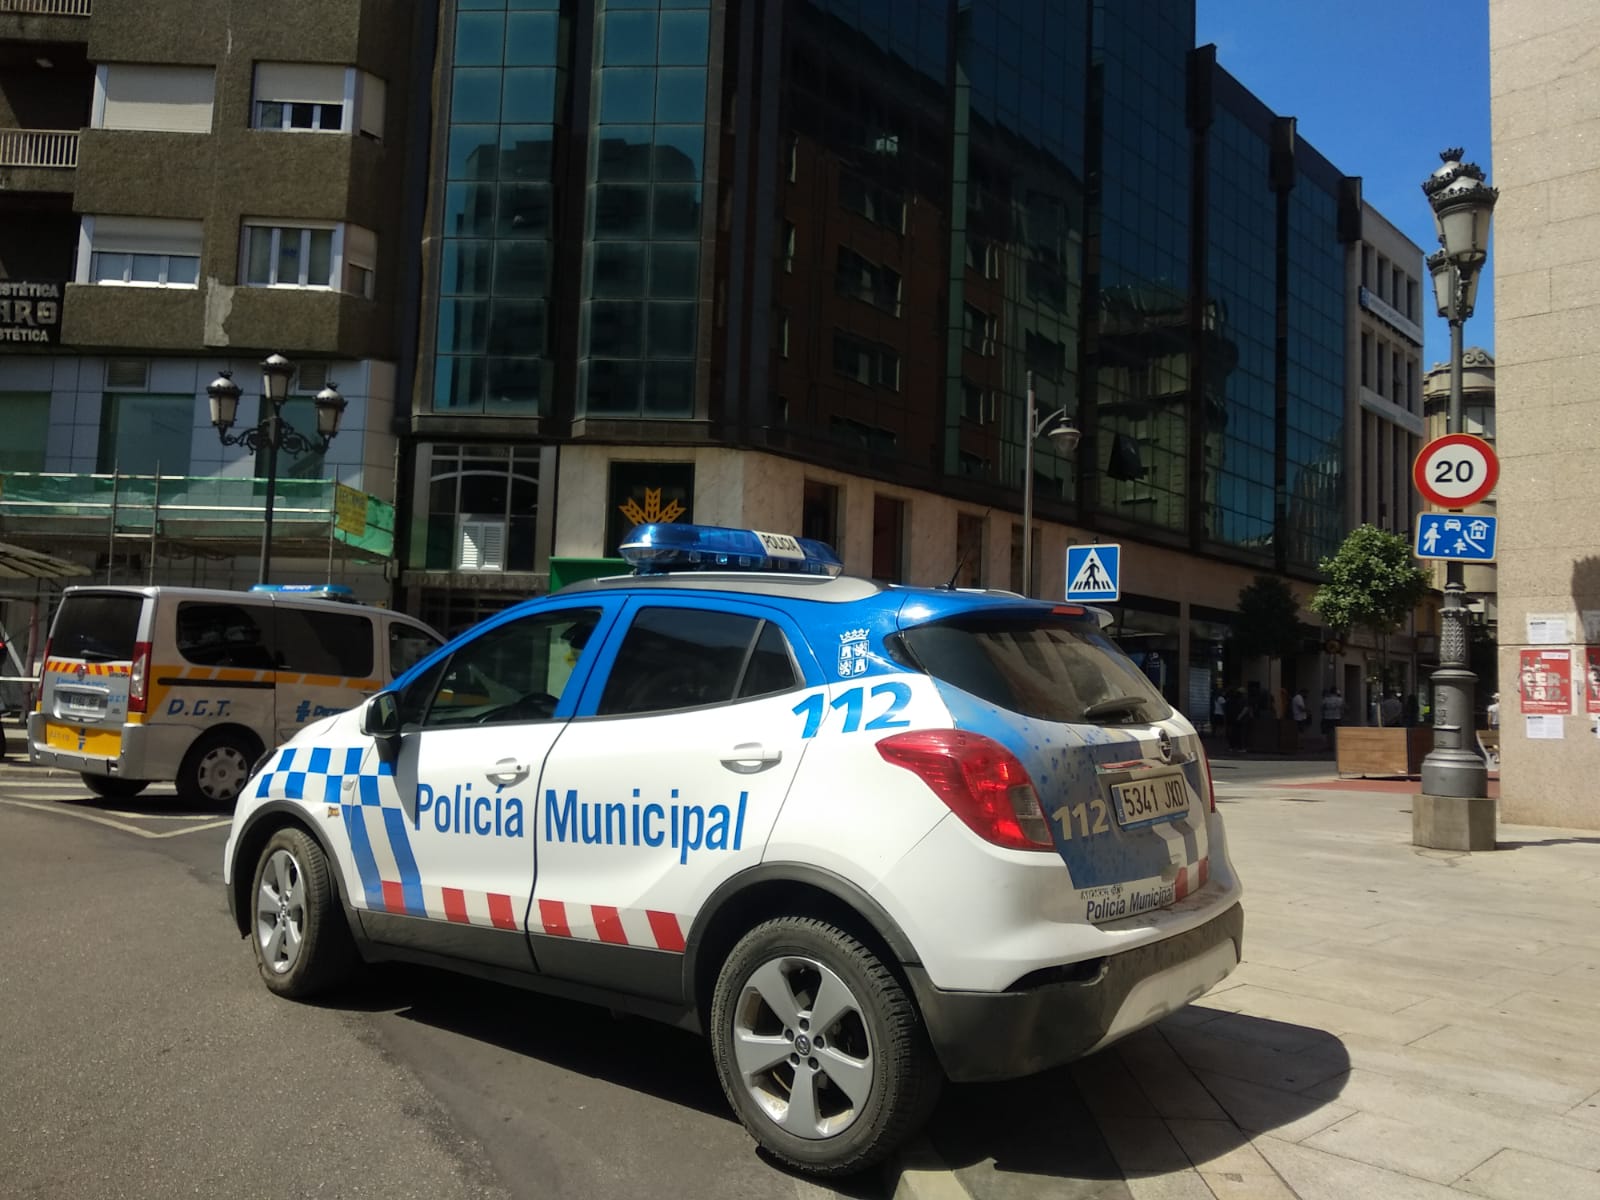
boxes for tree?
[1234,575,1305,666]
[1310,525,1429,725]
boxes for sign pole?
[1416,276,1490,842]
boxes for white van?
[29,584,443,804]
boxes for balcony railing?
[0,472,396,560]
[0,0,92,14]
[0,129,79,169]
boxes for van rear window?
[50,594,143,663]
[897,613,1171,726]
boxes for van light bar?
[619,523,843,577]
[249,583,357,601]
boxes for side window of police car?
[597,608,799,717]
[415,608,602,728]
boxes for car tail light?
[876,729,1054,851]
[1200,746,1217,812]
[128,640,152,714]
[33,637,50,711]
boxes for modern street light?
[1020,368,1082,597]
[208,353,346,586]
[1419,147,1497,811]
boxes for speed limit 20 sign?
[1413,433,1499,508]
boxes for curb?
[884,1139,972,1200]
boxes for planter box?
[1335,727,1433,778]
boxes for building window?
[93,64,215,133]
[962,381,995,424]
[77,216,202,289]
[1361,332,1371,388]
[251,63,385,139]
[96,394,194,475]
[872,494,905,583]
[1025,329,1066,381]
[256,99,344,131]
[783,222,795,273]
[0,393,50,473]
[832,331,900,390]
[966,236,999,279]
[839,170,905,233]
[964,304,996,356]
[422,443,541,573]
[802,479,840,547]
[241,222,375,295]
[835,247,901,315]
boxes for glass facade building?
[410,0,1368,664]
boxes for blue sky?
[1195,0,1494,366]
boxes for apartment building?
[0,0,433,615]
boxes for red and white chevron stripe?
[1174,856,1210,901]
[537,899,687,952]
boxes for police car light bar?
[620,523,843,577]
[249,583,358,602]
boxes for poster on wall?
[1587,648,1600,715]
[1518,648,1572,716]
[605,462,695,558]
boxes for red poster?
[1587,648,1600,715]
[1519,648,1572,715]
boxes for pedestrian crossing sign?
[1065,543,1121,601]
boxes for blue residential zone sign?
[1414,512,1497,562]
[1066,543,1121,601]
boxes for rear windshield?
[51,593,144,663]
[897,614,1172,726]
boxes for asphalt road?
[0,741,1346,1200]
[0,767,885,1200]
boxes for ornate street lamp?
[1020,369,1081,596]
[208,354,344,585]
[1419,147,1497,811]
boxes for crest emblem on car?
[1156,729,1173,763]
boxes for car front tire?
[249,826,356,999]
[709,916,941,1176]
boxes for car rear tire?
[81,774,148,799]
[709,916,941,1177]
[250,826,357,998]
[176,730,259,808]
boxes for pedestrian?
[1321,687,1344,731]
[1211,688,1226,737]
[1290,688,1308,733]
[1225,688,1248,752]
[1402,693,1419,726]
[1380,692,1402,726]
[1486,693,1500,728]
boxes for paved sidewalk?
[1052,769,1600,1200]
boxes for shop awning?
[0,541,91,580]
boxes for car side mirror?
[361,691,402,740]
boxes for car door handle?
[485,758,529,787]
[721,743,782,774]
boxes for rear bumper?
[908,900,1243,1083]
[26,712,160,779]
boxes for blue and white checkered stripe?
[254,744,424,918]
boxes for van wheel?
[709,917,941,1176]
[82,775,148,800]
[251,826,357,998]
[177,730,260,808]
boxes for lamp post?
[208,353,346,586]
[1419,148,1497,808]
[1020,369,1082,597]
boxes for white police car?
[223,524,1242,1175]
